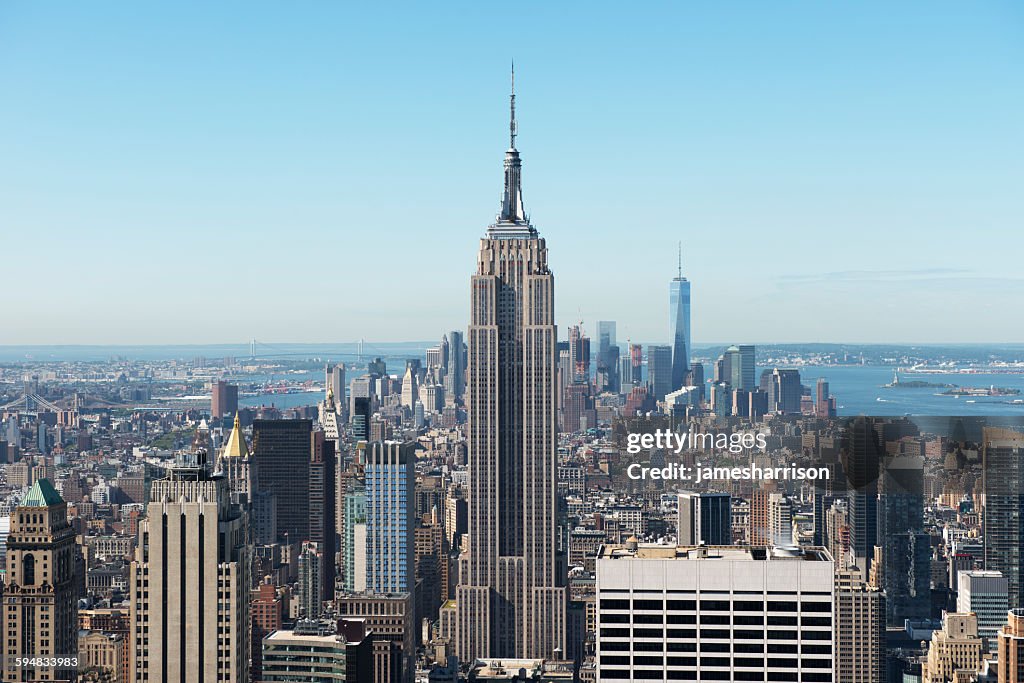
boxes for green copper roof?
[20,478,64,507]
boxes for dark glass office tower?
[253,419,312,542]
[677,491,731,546]
[877,454,930,623]
[843,417,881,571]
[983,427,1024,608]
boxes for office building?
[629,343,644,387]
[1,479,79,683]
[762,368,801,414]
[310,431,337,600]
[769,492,794,547]
[877,454,930,624]
[997,608,1024,683]
[336,592,414,683]
[211,380,239,420]
[251,580,284,680]
[718,344,755,391]
[815,378,836,418]
[297,540,323,619]
[844,417,881,572]
[647,344,673,403]
[130,452,250,682]
[78,630,125,683]
[343,485,368,592]
[670,248,692,392]
[677,492,731,546]
[456,75,567,662]
[326,363,346,416]
[687,361,705,402]
[448,330,466,402]
[400,365,418,409]
[834,567,885,683]
[983,427,1024,608]
[253,419,312,542]
[958,570,1010,643]
[596,321,620,393]
[595,543,835,682]
[352,395,372,443]
[366,441,416,596]
[568,324,591,382]
[921,612,982,683]
[260,619,349,682]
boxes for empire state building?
[456,70,567,661]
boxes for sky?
[1,2,1022,346]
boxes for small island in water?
[882,370,1020,396]
[883,370,954,389]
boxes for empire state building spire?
[494,62,532,232]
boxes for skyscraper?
[1,479,79,683]
[130,452,250,682]
[834,568,886,683]
[456,70,566,661]
[765,367,802,414]
[983,427,1024,608]
[677,491,731,546]
[297,540,323,619]
[211,379,239,420]
[596,321,619,393]
[366,440,416,597]
[958,570,1010,643]
[253,419,312,543]
[400,365,418,409]
[448,330,466,402]
[877,453,930,624]
[596,543,835,682]
[310,431,336,601]
[647,344,673,403]
[844,417,881,572]
[326,363,346,416]
[669,246,691,392]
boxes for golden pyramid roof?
[221,412,249,458]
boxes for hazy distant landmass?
[2,342,1024,364]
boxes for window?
[768,601,798,612]
[22,555,35,586]
[667,614,696,624]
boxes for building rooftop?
[20,478,64,507]
[597,543,832,562]
[264,628,345,645]
[219,412,249,459]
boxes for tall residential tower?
[456,69,566,661]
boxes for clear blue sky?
[2,2,1022,345]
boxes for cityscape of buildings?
[2,80,1024,683]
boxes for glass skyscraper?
[669,254,691,392]
[366,440,415,597]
